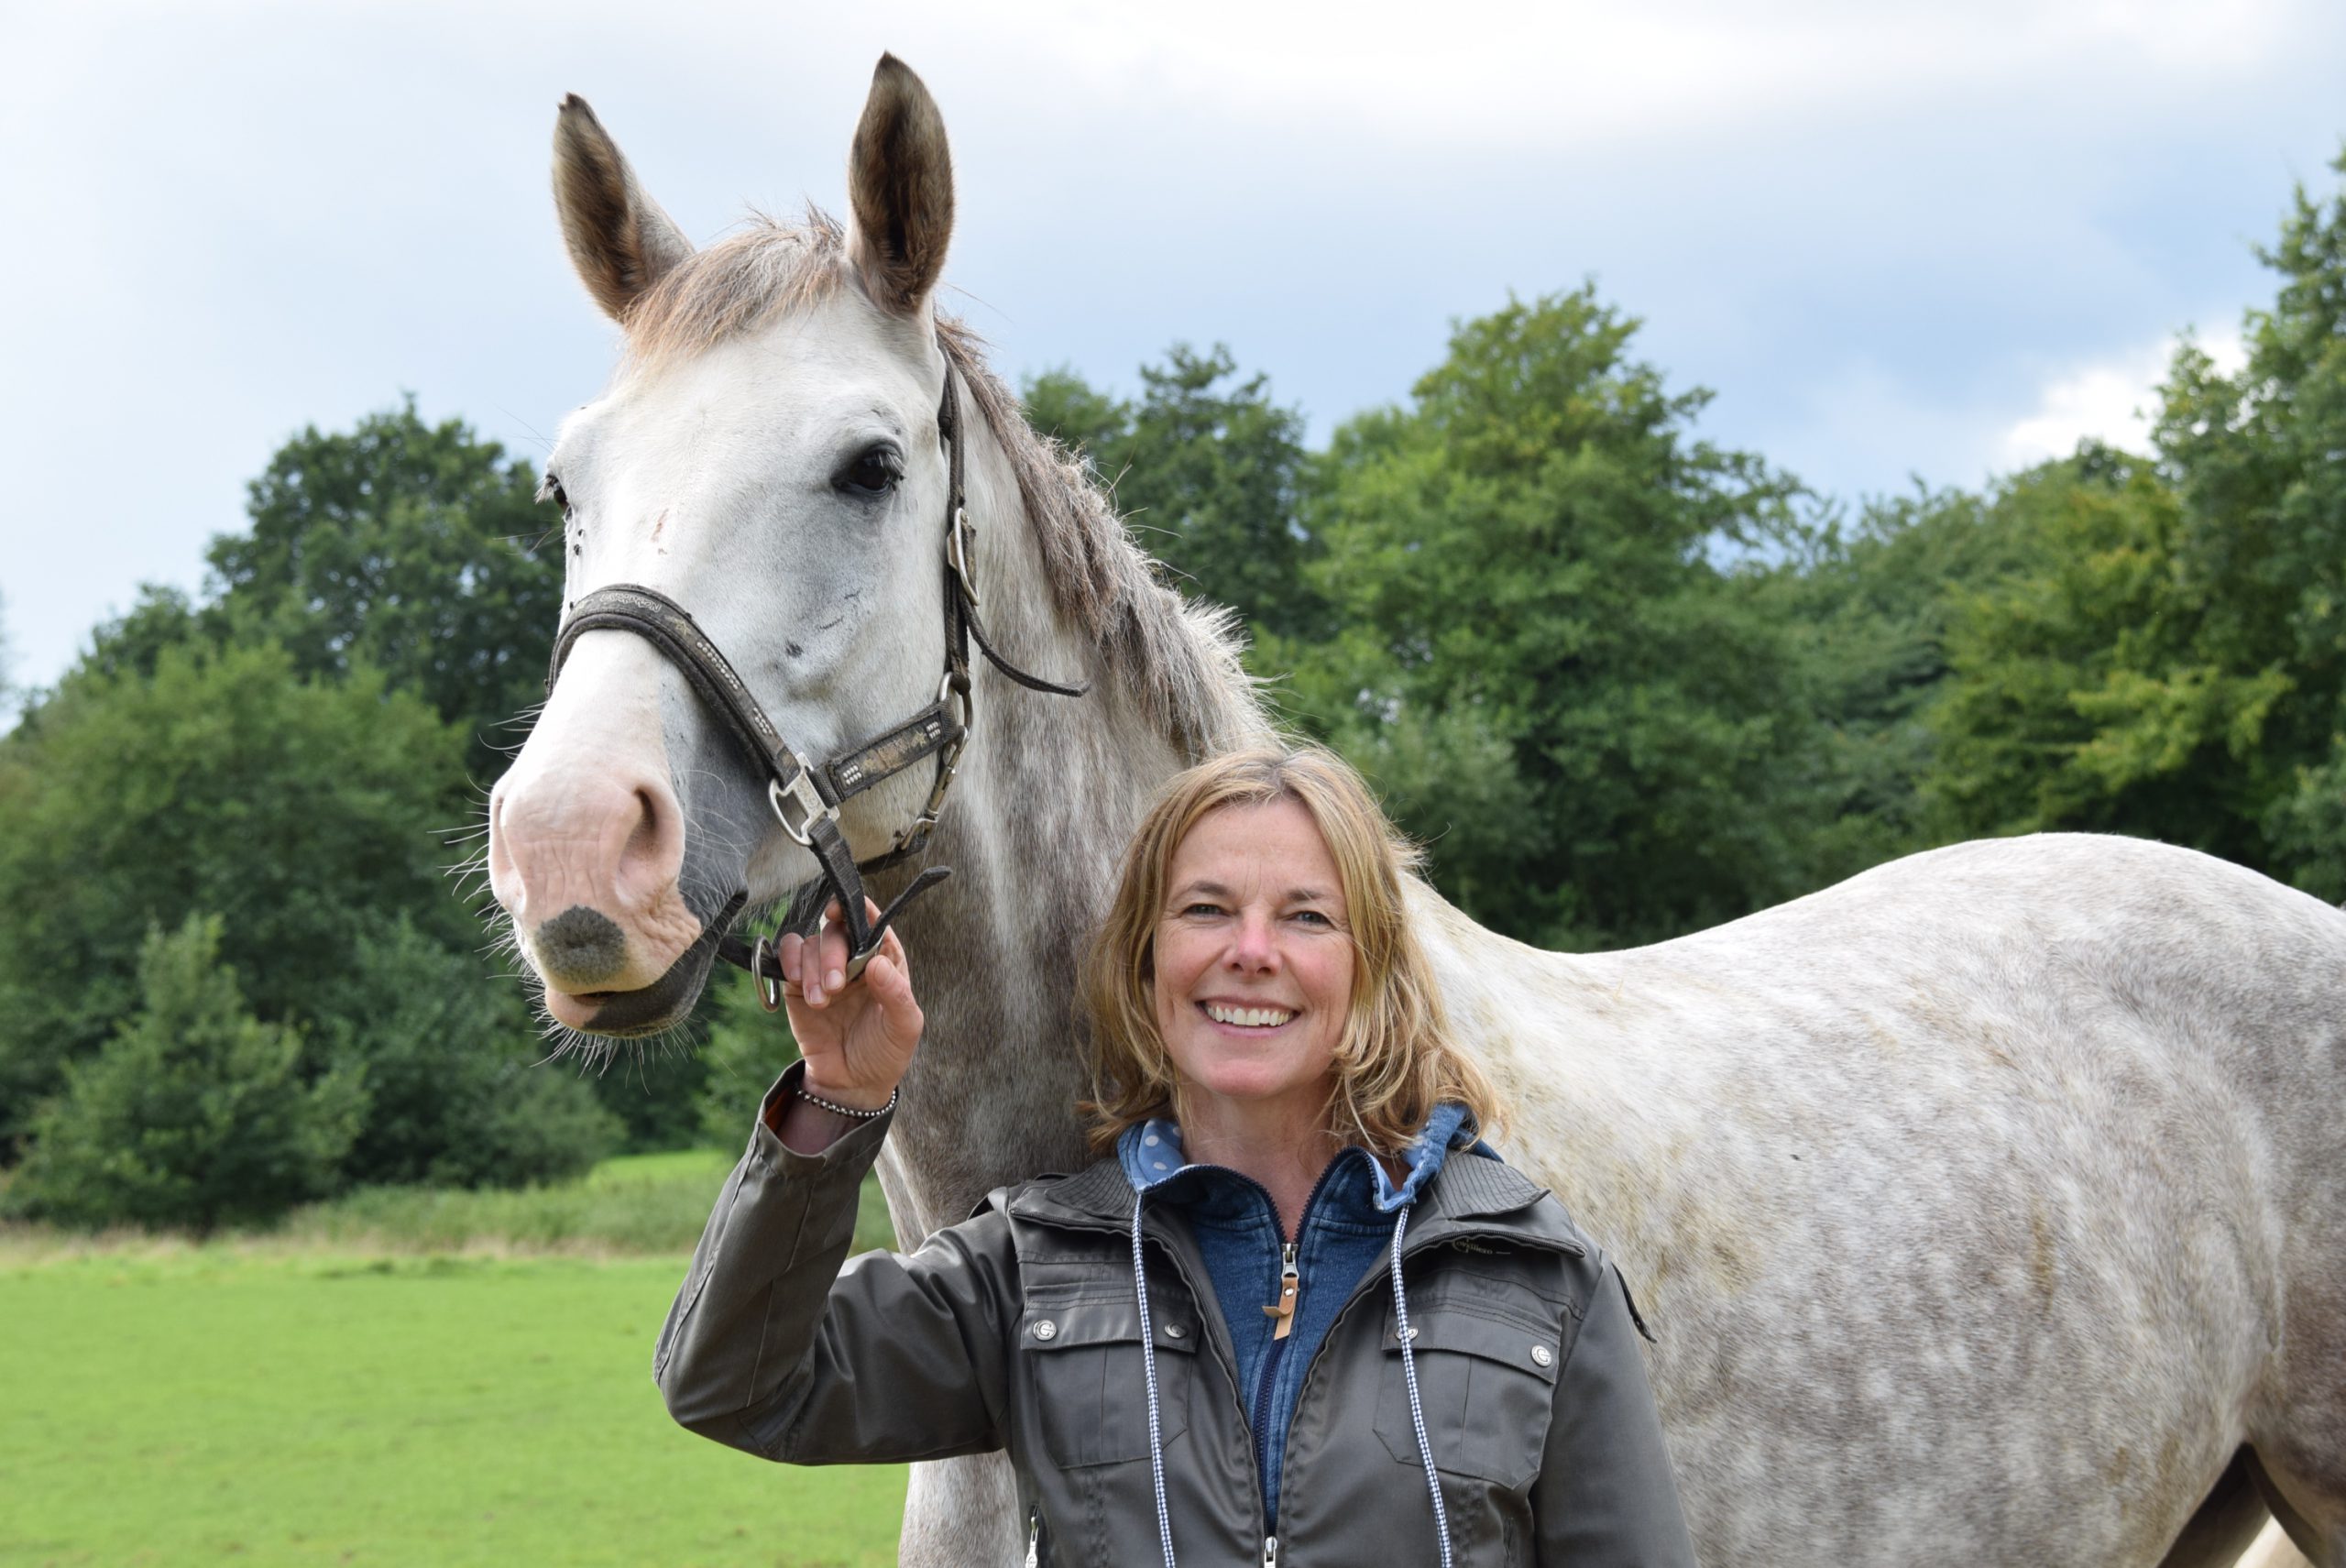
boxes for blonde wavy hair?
[1081,745,1505,1157]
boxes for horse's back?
[1419,832,2346,1565]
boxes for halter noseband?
[544,350,1086,995]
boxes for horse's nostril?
[536,905,629,988]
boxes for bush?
[12,916,366,1233]
[326,919,620,1189]
[695,969,800,1149]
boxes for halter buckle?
[948,507,981,608]
[767,772,833,848]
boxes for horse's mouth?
[555,907,732,1038]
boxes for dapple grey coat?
[655,1069,1697,1567]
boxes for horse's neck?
[872,400,1243,1237]
[1402,882,1700,1232]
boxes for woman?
[656,746,1695,1566]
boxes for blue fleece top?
[1117,1104,1482,1528]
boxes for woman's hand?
[779,899,924,1113]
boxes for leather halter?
[544,353,1085,995]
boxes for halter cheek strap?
[543,349,1085,988]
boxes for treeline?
[3,156,2341,1230]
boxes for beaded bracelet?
[796,1083,899,1121]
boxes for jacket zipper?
[1025,1505,1040,1567]
[1250,1240,1301,1493]
[1068,1161,1584,1557]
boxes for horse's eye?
[837,445,903,499]
[543,473,571,514]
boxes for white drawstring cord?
[1391,1204,1453,1568]
[1133,1196,1179,1568]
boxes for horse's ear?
[847,54,954,317]
[551,94,693,323]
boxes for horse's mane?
[619,210,1268,761]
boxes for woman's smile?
[1152,795,1355,1130]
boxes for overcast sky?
[5,0,2343,697]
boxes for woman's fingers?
[861,950,926,1051]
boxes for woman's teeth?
[1203,1003,1295,1028]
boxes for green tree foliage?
[205,399,562,782]
[1285,289,1818,948]
[2154,155,2346,895]
[1025,345,1324,643]
[1925,152,2346,892]
[11,915,366,1232]
[0,641,469,1148]
[324,919,618,1188]
[1773,485,2035,884]
[1926,455,2289,861]
[695,973,800,1148]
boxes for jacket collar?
[1115,1102,1474,1212]
[1011,1126,1579,1255]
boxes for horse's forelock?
[617,209,850,373]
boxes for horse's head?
[488,57,969,1038]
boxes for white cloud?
[1998,326,2247,466]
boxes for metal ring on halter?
[752,934,784,1013]
[767,773,831,848]
[947,507,981,607]
[937,668,973,732]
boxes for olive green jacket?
[654,1068,1696,1567]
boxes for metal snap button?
[1031,1320,1058,1342]
[1165,1324,1187,1339]
[1530,1343,1553,1367]
[1401,1324,1420,1342]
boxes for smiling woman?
[655,743,1696,1567]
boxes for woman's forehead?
[1167,797,1341,891]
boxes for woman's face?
[1150,796,1356,1132]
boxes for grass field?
[0,1153,909,1567]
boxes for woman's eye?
[1180,903,1224,919]
[838,447,903,498]
[1291,908,1332,927]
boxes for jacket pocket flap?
[1020,1299,1198,1354]
[1383,1305,1562,1384]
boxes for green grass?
[0,1154,912,1566]
[0,1151,901,1263]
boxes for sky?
[5,0,2342,698]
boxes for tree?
[2153,150,2346,896]
[1923,150,2346,894]
[9,915,365,1233]
[1924,455,2288,861]
[1287,288,1818,948]
[1025,345,1324,646]
[205,400,564,783]
[695,970,801,1149]
[323,919,618,1188]
[0,641,471,1149]
[1770,484,2033,886]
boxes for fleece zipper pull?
[1262,1534,1279,1566]
[1025,1506,1039,1568]
[1263,1242,1300,1341]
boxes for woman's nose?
[1224,910,1279,971]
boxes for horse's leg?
[899,1452,1023,1567]
[2164,1451,2279,1568]
[2248,1445,2345,1568]
[2236,1520,2319,1568]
